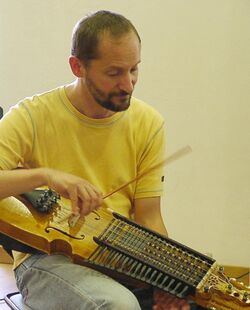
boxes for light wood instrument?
[0,189,249,310]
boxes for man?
[0,11,189,309]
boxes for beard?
[85,74,132,112]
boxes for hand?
[44,168,103,216]
[153,290,190,310]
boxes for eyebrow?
[106,60,141,70]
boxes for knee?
[103,286,141,310]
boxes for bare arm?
[0,168,47,199]
[134,196,168,236]
[134,197,190,309]
[0,168,103,216]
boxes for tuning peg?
[243,292,249,301]
[204,286,210,293]
[43,191,49,198]
[226,283,233,293]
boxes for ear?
[68,56,85,78]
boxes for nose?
[119,73,136,94]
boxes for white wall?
[0,0,249,267]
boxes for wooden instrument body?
[0,195,110,261]
[0,191,249,310]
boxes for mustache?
[110,91,131,97]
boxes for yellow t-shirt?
[0,86,166,268]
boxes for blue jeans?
[14,254,142,310]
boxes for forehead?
[93,31,141,68]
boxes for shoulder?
[129,97,165,129]
[130,97,164,120]
[20,86,63,111]
[5,87,64,121]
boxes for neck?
[65,80,115,119]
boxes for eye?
[131,67,138,74]
[107,72,119,77]
[106,70,120,77]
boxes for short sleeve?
[134,120,166,199]
[0,102,34,170]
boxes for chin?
[113,101,130,112]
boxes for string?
[51,206,243,292]
[51,202,213,278]
[49,215,221,287]
[50,203,213,280]
[46,220,211,286]
[89,213,210,284]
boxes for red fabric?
[153,290,190,310]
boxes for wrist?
[35,167,51,188]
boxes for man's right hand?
[44,168,103,217]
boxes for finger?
[87,184,103,207]
[80,184,102,211]
[77,186,93,216]
[89,183,103,198]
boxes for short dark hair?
[71,10,141,64]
